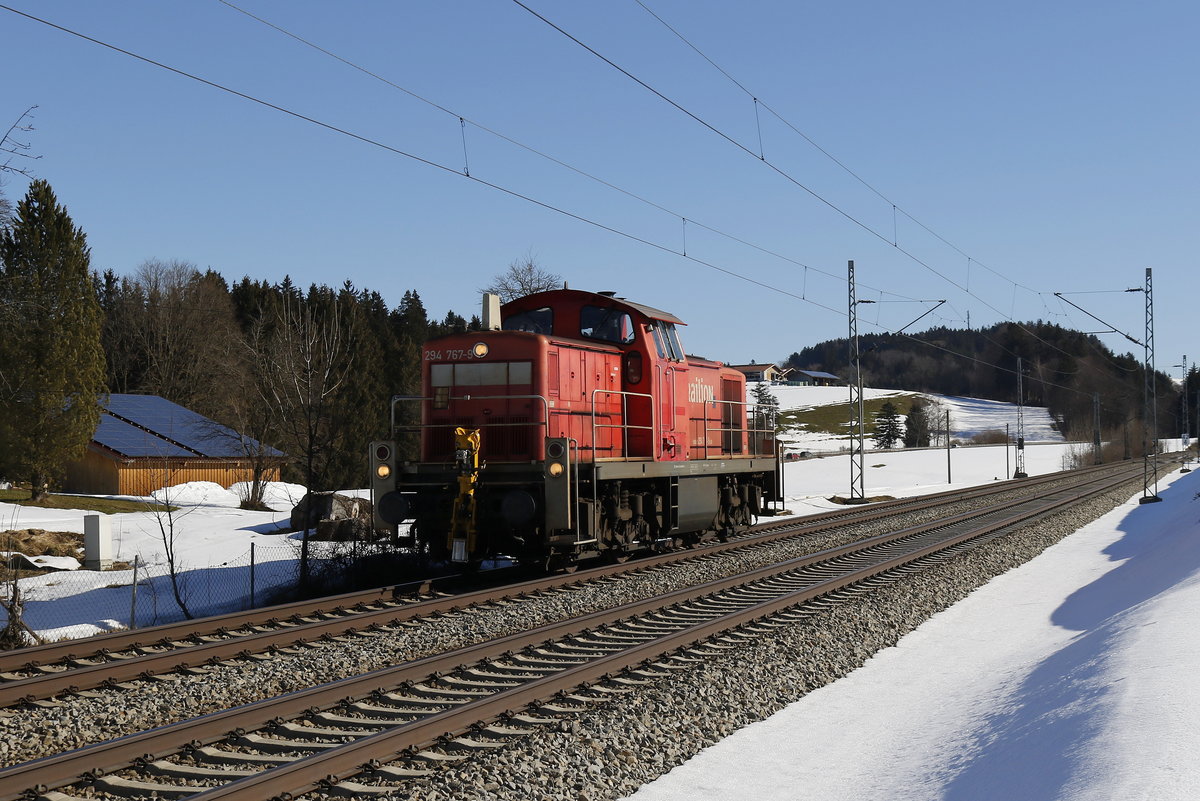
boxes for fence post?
[249,543,256,610]
[129,555,140,630]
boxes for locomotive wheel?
[545,553,578,574]
[604,549,631,564]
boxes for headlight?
[472,341,489,358]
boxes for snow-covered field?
[1,482,309,640]
[760,384,1064,453]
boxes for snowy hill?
[752,383,1064,453]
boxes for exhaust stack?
[482,292,501,331]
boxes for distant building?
[63,394,284,496]
[791,369,842,387]
[729,363,790,383]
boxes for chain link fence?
[0,540,374,643]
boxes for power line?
[629,0,1039,297]
[514,1,1139,387]
[213,0,927,306]
[0,3,850,320]
[1,4,1157,419]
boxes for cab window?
[649,323,669,359]
[503,306,553,335]
[664,323,685,360]
[649,321,684,361]
[580,305,635,345]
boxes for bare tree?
[0,106,40,180]
[120,260,244,418]
[247,296,355,589]
[1,531,45,648]
[144,462,198,620]
[481,255,562,303]
[0,106,40,233]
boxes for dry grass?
[0,529,87,581]
[0,488,173,514]
[777,393,923,438]
[2,528,83,558]
[828,494,897,504]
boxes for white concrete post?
[83,514,113,571]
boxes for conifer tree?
[0,180,105,499]
[903,398,933,448]
[873,400,903,449]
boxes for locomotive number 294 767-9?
[424,349,479,361]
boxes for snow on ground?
[0,482,313,639]
[627,463,1200,801]
[757,384,1064,454]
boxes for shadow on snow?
[942,475,1200,800]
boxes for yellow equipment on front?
[448,426,481,562]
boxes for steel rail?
[0,455,1125,680]
[188,460,1151,800]
[0,458,1155,707]
[0,462,1150,800]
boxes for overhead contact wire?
[217,0,921,305]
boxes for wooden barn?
[729,363,790,383]
[63,394,284,496]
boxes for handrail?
[388,394,426,436]
[663,365,677,458]
[703,398,777,458]
[591,388,655,460]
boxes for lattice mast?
[1141,267,1161,502]
[848,260,867,503]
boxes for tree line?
[1,178,564,502]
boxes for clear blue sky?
[2,1,1196,374]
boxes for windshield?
[503,306,553,335]
[580,305,635,344]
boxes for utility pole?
[1140,267,1161,504]
[1093,393,1102,465]
[945,409,952,483]
[1006,423,1010,479]
[1013,357,1028,478]
[847,260,868,504]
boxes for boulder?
[290,492,374,539]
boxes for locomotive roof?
[504,288,685,325]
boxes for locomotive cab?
[372,288,781,568]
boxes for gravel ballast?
[368,479,1144,801]
[0,472,1146,787]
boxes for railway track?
[0,458,1160,801]
[0,460,1133,709]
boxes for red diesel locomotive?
[371,288,781,569]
